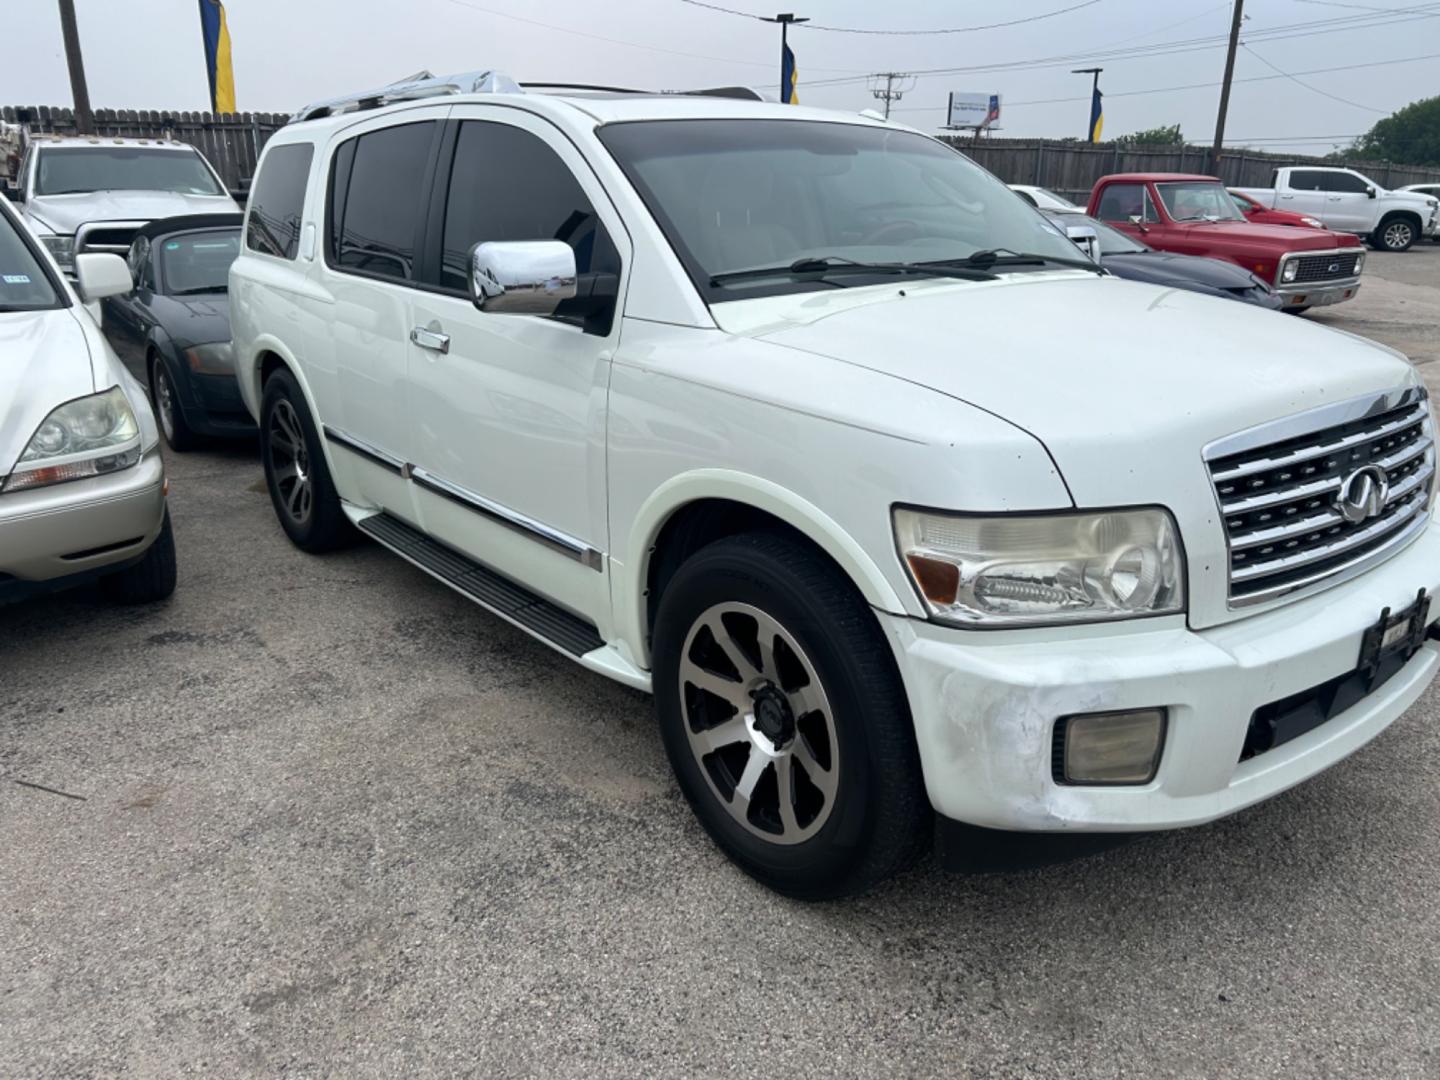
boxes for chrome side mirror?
[470,240,577,315]
[1065,224,1100,262]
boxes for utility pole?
[56,0,94,135]
[761,12,808,104]
[870,73,913,119]
[1072,67,1103,143]
[1211,0,1245,174]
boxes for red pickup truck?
[1087,173,1365,312]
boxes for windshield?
[0,209,61,311]
[1156,182,1245,223]
[598,119,1081,301]
[159,229,240,294]
[35,147,225,196]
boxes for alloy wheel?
[154,367,176,443]
[1384,221,1412,250]
[678,602,840,845]
[267,398,313,525]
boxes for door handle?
[410,325,450,354]
[1327,196,1342,201]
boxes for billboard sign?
[947,92,1001,129]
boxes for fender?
[614,468,917,668]
[238,332,340,478]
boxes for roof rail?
[293,69,522,122]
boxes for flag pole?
[762,12,808,103]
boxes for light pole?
[1073,67,1103,143]
[762,12,808,104]
[56,0,94,135]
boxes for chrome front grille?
[1291,251,1362,284]
[75,220,145,256]
[1205,387,1435,607]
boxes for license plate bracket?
[1357,588,1431,694]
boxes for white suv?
[230,72,1439,898]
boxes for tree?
[1114,123,1183,146]
[1353,96,1440,165]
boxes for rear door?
[403,107,628,622]
[314,111,446,514]
[1280,170,1329,219]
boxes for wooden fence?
[944,136,1440,204]
[2,105,289,188]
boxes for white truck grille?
[1205,387,1434,607]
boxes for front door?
[1316,170,1375,234]
[404,108,628,623]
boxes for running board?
[355,512,604,657]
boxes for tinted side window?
[1322,171,1369,194]
[246,143,313,259]
[1289,170,1326,191]
[330,121,435,281]
[439,121,619,303]
[1096,182,1145,222]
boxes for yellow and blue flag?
[198,0,236,113]
[781,42,799,105]
[1088,85,1104,143]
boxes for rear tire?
[260,368,353,552]
[653,532,930,899]
[149,356,197,452]
[101,510,177,604]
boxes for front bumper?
[883,511,1440,832]
[1276,278,1360,309]
[0,448,166,592]
[183,371,258,438]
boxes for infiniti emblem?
[1336,464,1389,524]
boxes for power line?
[789,2,1440,89]
[889,50,1440,111]
[678,0,1103,33]
[1240,42,1388,113]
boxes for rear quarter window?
[246,143,314,260]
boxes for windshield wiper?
[710,256,996,287]
[959,249,1103,274]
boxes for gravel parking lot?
[4,244,1439,1078]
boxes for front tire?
[260,368,353,552]
[149,356,197,452]
[101,510,177,604]
[653,532,929,899]
[1372,216,1417,252]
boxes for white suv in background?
[230,72,1439,898]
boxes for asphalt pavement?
[3,243,1439,1078]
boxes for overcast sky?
[3,0,1437,152]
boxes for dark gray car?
[102,213,252,450]
[1043,209,1284,311]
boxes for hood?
[713,273,1414,504]
[1178,219,1351,251]
[147,291,230,349]
[25,190,241,235]
[0,308,96,470]
[1102,250,1261,291]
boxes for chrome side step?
[355,511,604,657]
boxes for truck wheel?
[260,368,353,552]
[1373,216,1417,252]
[652,532,930,899]
[101,510,177,604]
[149,355,196,452]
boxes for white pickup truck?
[1235,166,1438,252]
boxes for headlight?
[3,387,141,493]
[1301,217,1322,228]
[40,234,75,271]
[1280,259,1299,283]
[1354,252,1364,274]
[893,507,1185,627]
[184,341,234,375]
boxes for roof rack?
[293,69,522,122]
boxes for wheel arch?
[618,470,914,669]
[248,339,338,476]
[1375,209,1422,245]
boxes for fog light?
[1057,708,1166,785]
